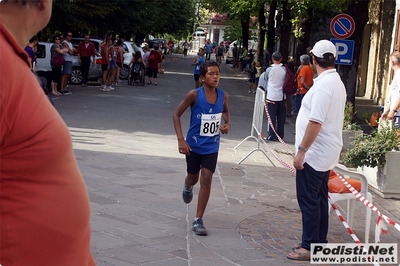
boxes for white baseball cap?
[310,40,337,58]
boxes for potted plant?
[341,102,363,155]
[342,124,400,198]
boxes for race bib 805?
[200,113,222,136]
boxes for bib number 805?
[200,113,222,136]
[202,121,220,135]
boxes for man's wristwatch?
[298,145,308,152]
[391,109,397,113]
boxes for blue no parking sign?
[330,39,354,65]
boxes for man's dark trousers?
[296,163,330,250]
[81,56,91,85]
[267,99,286,140]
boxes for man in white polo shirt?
[287,40,346,261]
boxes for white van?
[225,40,258,65]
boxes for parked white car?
[120,41,144,79]
[225,40,258,65]
[35,41,102,87]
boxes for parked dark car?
[148,38,168,55]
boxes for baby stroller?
[128,61,145,86]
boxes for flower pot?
[357,151,400,198]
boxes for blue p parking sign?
[330,38,354,65]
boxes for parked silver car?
[35,41,102,87]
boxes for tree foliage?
[288,0,350,38]
[40,0,195,42]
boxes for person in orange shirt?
[292,54,314,115]
[0,0,95,265]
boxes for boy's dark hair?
[311,53,335,68]
[199,61,220,77]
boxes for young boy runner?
[172,61,231,235]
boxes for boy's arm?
[220,92,231,134]
[172,90,198,154]
[191,57,197,66]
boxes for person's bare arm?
[300,76,311,91]
[293,120,322,170]
[172,90,197,155]
[220,92,231,134]
[383,96,400,120]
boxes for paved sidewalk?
[63,54,400,266]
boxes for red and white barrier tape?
[333,172,400,242]
[329,195,380,266]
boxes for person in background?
[147,43,162,86]
[173,61,230,236]
[25,35,38,70]
[183,40,189,58]
[0,0,95,264]
[381,51,400,128]
[255,61,262,90]
[50,34,68,96]
[239,46,248,72]
[292,54,314,116]
[167,38,174,55]
[142,46,151,83]
[106,38,117,90]
[77,34,96,87]
[287,40,345,261]
[258,51,286,141]
[113,40,125,87]
[100,38,114,92]
[204,39,212,61]
[232,43,239,68]
[60,31,76,95]
[191,47,206,89]
[216,42,225,64]
[248,61,257,94]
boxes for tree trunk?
[241,15,250,49]
[257,3,266,64]
[338,0,370,110]
[295,8,313,61]
[279,1,292,62]
[266,1,277,52]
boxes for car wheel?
[120,65,129,80]
[70,67,83,84]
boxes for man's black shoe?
[266,136,279,142]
